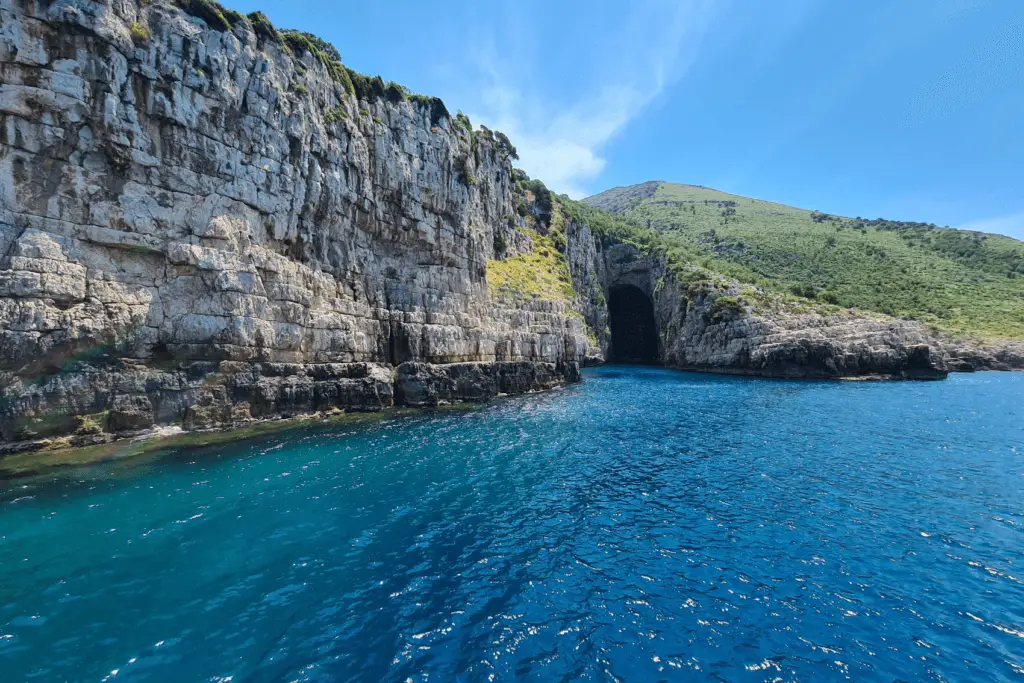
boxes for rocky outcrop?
[663,302,948,380]
[395,360,578,407]
[0,0,589,451]
[941,341,1024,373]
[0,0,1016,454]
[591,243,982,380]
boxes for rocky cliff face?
[596,244,949,379]
[0,0,1012,453]
[578,236,1021,380]
[0,0,587,451]
[562,240,951,381]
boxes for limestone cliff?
[586,242,949,380]
[0,0,587,450]
[0,0,1012,454]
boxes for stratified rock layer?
[395,361,579,407]
[0,0,587,450]
[0,0,1015,453]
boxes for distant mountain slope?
[584,182,1024,339]
[582,181,661,214]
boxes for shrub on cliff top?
[175,0,238,32]
[511,168,530,189]
[409,94,450,125]
[282,29,341,63]
[494,130,519,160]
[247,11,281,44]
[231,12,454,122]
[222,7,246,25]
[385,81,408,103]
[347,70,388,100]
[281,29,355,93]
[345,66,448,117]
[523,179,553,222]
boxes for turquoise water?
[1,367,1022,682]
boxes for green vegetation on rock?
[175,0,242,32]
[487,230,575,304]
[129,21,150,45]
[246,11,281,44]
[323,105,346,124]
[585,182,1024,339]
[75,412,109,436]
[280,28,354,92]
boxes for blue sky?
[231,0,1024,239]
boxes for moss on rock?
[487,230,576,304]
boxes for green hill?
[584,182,1024,340]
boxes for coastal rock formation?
[942,341,1024,373]
[395,361,578,407]
[0,0,1014,453]
[584,243,950,380]
[0,0,586,450]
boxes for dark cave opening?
[608,285,659,364]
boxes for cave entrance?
[608,285,658,364]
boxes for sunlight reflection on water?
[0,367,1022,681]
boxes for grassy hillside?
[585,182,1024,339]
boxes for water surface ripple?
[1,367,1023,681]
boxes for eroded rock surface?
[0,0,1016,453]
[594,243,1019,380]
[0,0,588,450]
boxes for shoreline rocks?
[1,359,581,456]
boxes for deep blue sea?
[1,367,1023,682]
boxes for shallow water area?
[1,367,1022,681]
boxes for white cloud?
[452,0,722,198]
[958,212,1024,241]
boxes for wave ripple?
[1,367,1022,682]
